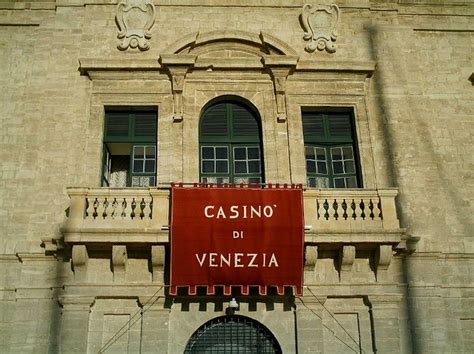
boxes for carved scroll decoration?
[301,3,340,53]
[116,0,156,51]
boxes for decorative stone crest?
[116,0,156,51]
[301,3,340,53]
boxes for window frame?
[302,110,362,188]
[102,109,158,188]
[199,100,264,184]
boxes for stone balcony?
[59,186,407,279]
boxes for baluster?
[374,198,382,220]
[323,199,330,220]
[355,198,364,220]
[361,198,368,220]
[85,197,92,219]
[374,199,383,220]
[341,199,348,220]
[142,196,152,220]
[368,199,375,220]
[111,198,118,219]
[122,197,132,219]
[139,198,146,219]
[350,199,357,220]
[131,198,137,220]
[332,199,339,220]
[95,197,106,219]
[103,198,110,219]
[92,198,99,219]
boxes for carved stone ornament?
[116,0,156,51]
[301,3,340,53]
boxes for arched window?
[185,315,282,353]
[200,99,264,184]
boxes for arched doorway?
[199,97,264,185]
[185,315,282,353]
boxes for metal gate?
[184,315,282,354]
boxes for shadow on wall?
[47,245,69,353]
[366,24,420,353]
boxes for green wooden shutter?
[328,114,352,137]
[201,103,229,137]
[134,112,156,137]
[105,112,130,138]
[302,112,325,137]
[231,103,259,138]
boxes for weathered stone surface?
[0,1,473,353]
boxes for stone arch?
[163,30,297,57]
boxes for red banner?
[170,186,304,296]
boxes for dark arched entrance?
[185,315,282,353]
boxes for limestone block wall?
[0,1,473,353]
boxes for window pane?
[342,147,353,159]
[308,177,329,188]
[216,147,227,159]
[216,160,228,173]
[344,161,355,173]
[307,177,317,188]
[305,147,315,160]
[235,161,247,173]
[145,146,156,158]
[133,160,143,173]
[346,176,357,188]
[317,161,327,174]
[248,160,260,173]
[134,147,144,159]
[333,161,343,174]
[248,147,259,160]
[149,176,155,186]
[131,176,153,187]
[306,160,316,173]
[316,148,326,161]
[334,178,345,188]
[145,160,155,173]
[234,177,249,184]
[234,147,246,160]
[331,147,342,161]
[202,161,214,173]
[202,147,214,159]
[316,177,330,188]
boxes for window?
[102,109,157,187]
[302,110,361,188]
[185,315,282,353]
[200,100,263,184]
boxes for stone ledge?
[296,60,376,77]
[63,229,168,243]
[0,2,56,10]
[305,230,404,245]
[78,58,162,76]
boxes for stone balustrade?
[304,188,399,230]
[62,187,170,244]
[62,187,402,246]
[61,186,405,278]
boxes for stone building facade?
[0,0,473,353]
